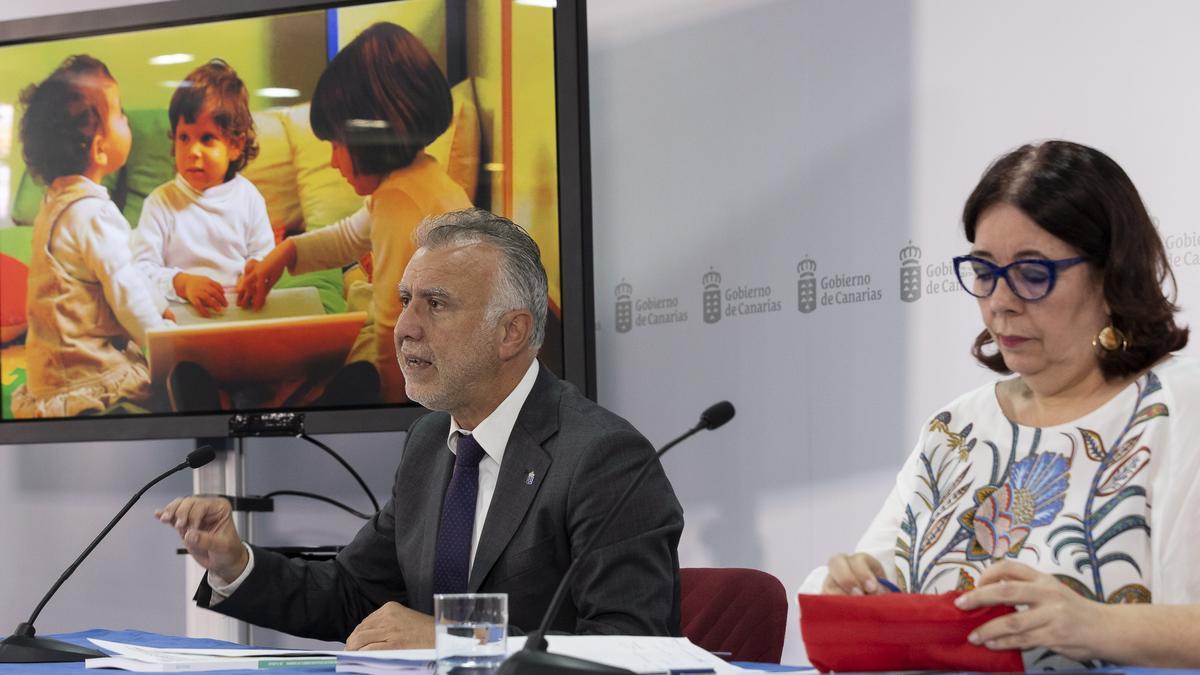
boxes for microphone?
[698,400,735,430]
[0,446,217,664]
[497,402,736,675]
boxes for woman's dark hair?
[169,59,258,180]
[963,140,1188,379]
[19,55,115,184]
[310,22,452,177]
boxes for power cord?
[223,418,383,522]
[297,432,380,513]
[261,490,372,520]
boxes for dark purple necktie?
[432,433,486,595]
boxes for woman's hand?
[236,240,296,310]
[174,272,227,317]
[822,552,890,595]
[955,560,1112,661]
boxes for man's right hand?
[156,496,248,584]
[822,552,890,595]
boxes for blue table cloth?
[9,630,1200,674]
[0,629,810,673]
[7,629,273,675]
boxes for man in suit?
[156,208,684,649]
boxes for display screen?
[0,0,593,443]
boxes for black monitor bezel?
[0,0,595,444]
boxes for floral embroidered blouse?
[802,355,1200,665]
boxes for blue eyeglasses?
[952,255,1086,301]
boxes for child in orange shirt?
[238,23,471,405]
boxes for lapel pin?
[525,470,536,485]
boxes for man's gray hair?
[414,208,549,349]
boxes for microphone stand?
[0,447,215,663]
[496,402,734,675]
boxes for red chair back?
[679,567,788,663]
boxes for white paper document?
[538,635,747,674]
[336,637,744,675]
[86,636,745,674]
[335,650,435,674]
[86,639,343,672]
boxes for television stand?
[184,437,249,644]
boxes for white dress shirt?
[446,358,540,573]
[210,359,542,599]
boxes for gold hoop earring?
[1093,324,1129,353]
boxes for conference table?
[13,631,1199,675]
[1,629,808,674]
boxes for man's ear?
[497,309,534,361]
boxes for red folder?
[798,591,1025,672]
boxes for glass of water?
[434,593,508,675]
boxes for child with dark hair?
[12,55,170,418]
[132,59,274,318]
[237,23,472,404]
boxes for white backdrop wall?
[3,0,1200,666]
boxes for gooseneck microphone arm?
[0,446,216,664]
[498,402,735,675]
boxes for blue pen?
[875,576,901,593]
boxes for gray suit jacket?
[197,366,684,641]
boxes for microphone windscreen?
[186,446,217,469]
[699,401,735,430]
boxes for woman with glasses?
[802,140,1200,668]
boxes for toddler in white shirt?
[132,59,273,318]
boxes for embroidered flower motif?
[971,452,1070,560]
[929,412,976,460]
[946,423,975,461]
[929,411,952,434]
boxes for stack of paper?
[536,636,746,674]
[335,649,434,674]
[85,635,746,674]
[335,637,745,675]
[85,639,338,672]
